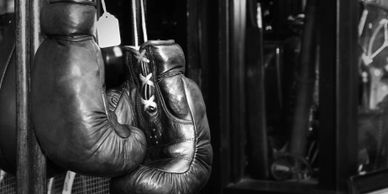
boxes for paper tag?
[97,12,121,48]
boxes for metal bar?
[16,0,46,193]
[335,0,358,190]
[30,0,46,193]
[245,1,269,179]
[15,0,31,193]
[230,0,247,181]
[318,0,358,190]
[289,0,317,157]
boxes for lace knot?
[136,50,150,63]
[141,95,157,112]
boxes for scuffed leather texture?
[31,0,146,177]
[110,41,213,194]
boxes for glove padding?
[110,40,213,194]
[31,0,146,177]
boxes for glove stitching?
[47,35,93,42]
[180,77,199,175]
[154,78,192,124]
[107,88,125,112]
[49,0,97,6]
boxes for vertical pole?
[131,0,139,46]
[335,0,358,190]
[15,0,31,192]
[16,0,46,193]
[318,0,358,191]
[289,0,317,158]
[230,0,247,181]
[218,0,232,193]
[218,0,231,192]
[245,1,269,179]
[30,0,46,193]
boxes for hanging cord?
[101,0,107,13]
[140,0,148,42]
[131,0,139,47]
[131,0,148,47]
[130,0,154,112]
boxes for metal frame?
[317,0,359,190]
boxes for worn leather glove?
[110,40,213,194]
[31,0,146,177]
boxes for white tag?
[97,12,122,48]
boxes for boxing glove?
[31,0,146,177]
[110,40,213,194]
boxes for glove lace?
[137,50,156,112]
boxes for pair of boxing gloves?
[30,0,212,193]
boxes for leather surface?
[40,1,96,36]
[31,0,146,177]
[110,41,213,194]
